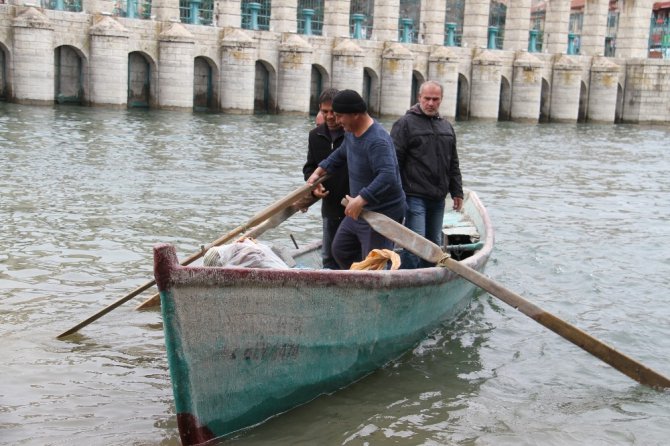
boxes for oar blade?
[358,208,670,390]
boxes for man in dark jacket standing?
[391,80,464,269]
[303,88,347,269]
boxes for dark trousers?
[331,216,396,270]
[322,216,343,269]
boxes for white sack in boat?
[203,238,290,269]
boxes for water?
[1,103,669,445]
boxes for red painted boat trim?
[177,413,215,446]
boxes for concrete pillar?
[462,0,490,49]
[323,0,351,38]
[511,51,543,122]
[470,49,502,119]
[89,16,129,107]
[380,42,413,116]
[549,54,582,121]
[151,0,181,22]
[544,0,571,54]
[271,0,298,33]
[428,46,460,119]
[331,39,364,93]
[587,57,619,122]
[623,59,669,124]
[277,34,313,113]
[616,0,655,58]
[503,0,532,52]
[421,0,448,45]
[217,0,242,28]
[158,23,195,110]
[579,0,609,56]
[373,0,400,42]
[11,7,54,104]
[220,29,258,113]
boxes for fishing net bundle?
[203,238,290,269]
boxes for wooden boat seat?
[442,209,480,242]
[442,209,481,260]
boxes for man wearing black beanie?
[306,89,406,269]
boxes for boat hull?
[154,190,493,445]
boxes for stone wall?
[0,2,668,124]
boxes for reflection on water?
[1,103,669,445]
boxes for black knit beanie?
[332,89,367,114]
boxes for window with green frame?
[398,0,420,43]
[605,5,619,57]
[297,0,324,35]
[488,0,507,49]
[350,0,374,40]
[241,0,272,31]
[41,0,82,12]
[179,0,214,25]
[113,0,153,19]
[569,9,583,55]
[444,0,464,46]
[530,0,545,52]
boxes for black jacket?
[303,124,348,218]
[390,104,463,201]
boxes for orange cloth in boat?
[350,249,401,271]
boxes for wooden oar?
[356,206,670,389]
[135,194,320,310]
[56,179,326,339]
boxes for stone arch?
[615,82,623,124]
[578,80,588,123]
[0,41,10,101]
[363,67,380,116]
[411,70,425,107]
[193,56,219,112]
[310,64,329,116]
[54,45,87,105]
[456,73,469,120]
[254,59,277,114]
[128,51,157,108]
[498,75,512,121]
[540,77,550,123]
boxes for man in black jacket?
[303,88,348,269]
[391,80,464,269]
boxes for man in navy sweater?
[306,90,405,269]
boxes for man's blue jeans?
[401,196,445,269]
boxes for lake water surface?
[1,103,669,445]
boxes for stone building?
[0,0,668,123]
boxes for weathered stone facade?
[0,0,668,123]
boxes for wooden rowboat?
[153,189,494,445]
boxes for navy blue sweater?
[320,121,405,220]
